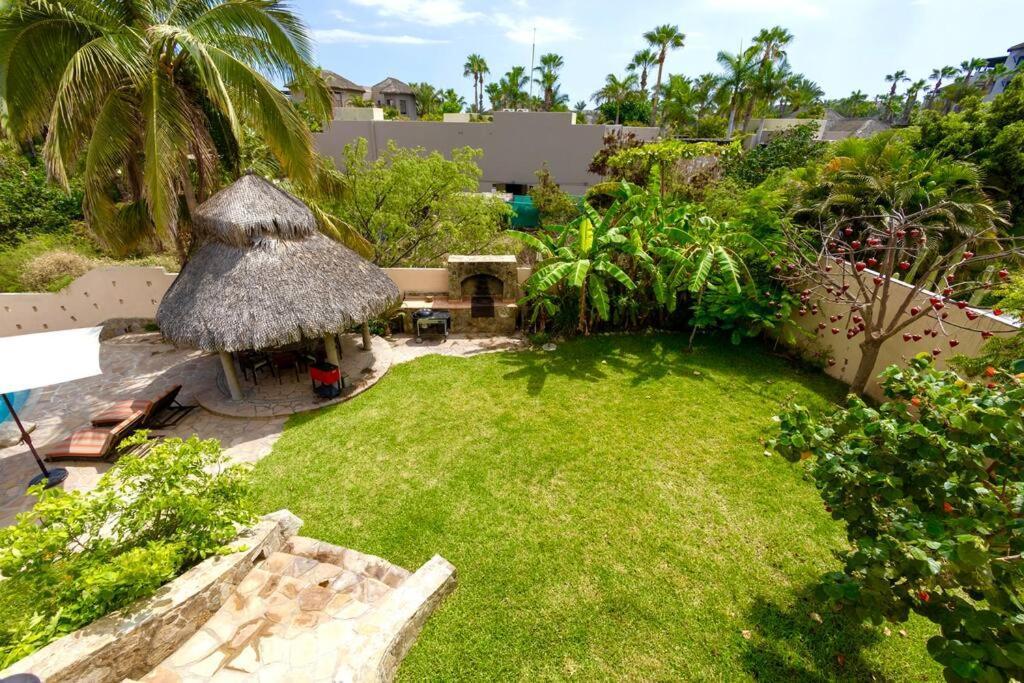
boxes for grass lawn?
[252,334,940,681]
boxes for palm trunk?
[726,101,737,137]
[650,55,665,126]
[615,101,621,125]
[850,338,883,396]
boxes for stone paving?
[0,332,523,527]
[137,536,456,683]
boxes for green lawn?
[252,334,940,681]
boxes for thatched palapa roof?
[156,174,399,353]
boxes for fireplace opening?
[462,274,502,318]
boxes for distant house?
[322,71,368,107]
[289,72,419,120]
[984,41,1024,100]
[370,78,417,119]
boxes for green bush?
[770,355,1024,682]
[724,122,825,186]
[0,435,254,667]
[528,165,579,226]
[0,142,83,246]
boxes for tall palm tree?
[692,73,721,122]
[739,26,793,129]
[475,57,490,112]
[960,57,988,84]
[884,69,909,97]
[901,78,927,119]
[0,0,329,261]
[485,82,502,110]
[592,73,637,125]
[716,49,755,136]
[752,25,792,69]
[643,24,685,126]
[783,75,823,114]
[658,74,696,131]
[627,48,659,95]
[463,54,485,113]
[533,53,564,110]
[929,66,958,95]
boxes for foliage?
[770,355,1024,682]
[914,73,1024,233]
[778,130,1015,395]
[513,209,637,333]
[330,139,512,267]
[528,165,579,226]
[724,122,825,186]
[0,0,329,261]
[0,435,253,666]
[19,250,96,291]
[588,131,645,180]
[606,139,741,194]
[827,90,878,118]
[0,143,83,247]
[596,91,650,126]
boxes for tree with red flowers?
[778,131,1021,395]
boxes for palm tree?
[440,89,466,113]
[929,65,958,96]
[533,53,564,110]
[960,57,988,84]
[592,73,637,125]
[409,82,441,116]
[739,26,793,129]
[783,75,823,114]
[463,54,486,113]
[752,26,793,68]
[884,69,909,97]
[476,57,490,112]
[643,24,686,126]
[627,48,659,95]
[716,49,755,136]
[658,74,696,131]
[901,78,927,120]
[0,0,329,261]
[485,82,502,110]
[499,66,530,110]
[692,73,721,123]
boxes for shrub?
[529,165,579,226]
[724,122,825,186]
[19,249,96,291]
[769,355,1024,682]
[0,435,254,666]
[0,142,83,247]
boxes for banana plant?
[510,210,636,334]
[648,214,758,347]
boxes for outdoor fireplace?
[398,255,521,335]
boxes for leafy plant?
[0,142,83,247]
[0,435,254,666]
[512,209,636,334]
[725,122,825,186]
[770,355,1024,682]
[528,165,579,226]
[330,139,512,266]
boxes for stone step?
[283,536,412,589]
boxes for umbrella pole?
[2,393,68,489]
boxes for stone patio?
[195,335,393,418]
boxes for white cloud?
[493,14,580,44]
[704,0,828,18]
[312,28,448,44]
[330,10,355,22]
[348,0,481,26]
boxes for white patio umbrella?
[0,327,103,488]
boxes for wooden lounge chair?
[90,385,194,428]
[44,410,148,462]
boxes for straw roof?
[156,174,399,353]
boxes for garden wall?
[0,265,534,337]
[788,268,1020,399]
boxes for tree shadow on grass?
[741,584,895,682]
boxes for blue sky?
[294,0,1024,105]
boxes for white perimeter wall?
[0,265,534,338]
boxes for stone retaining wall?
[0,510,302,683]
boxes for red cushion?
[91,399,152,426]
[45,428,114,459]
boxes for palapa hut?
[156,173,399,400]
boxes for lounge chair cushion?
[44,428,115,459]
[46,411,146,461]
[91,399,153,426]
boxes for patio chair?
[44,410,148,462]
[90,385,195,428]
[270,351,303,383]
[239,351,272,385]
